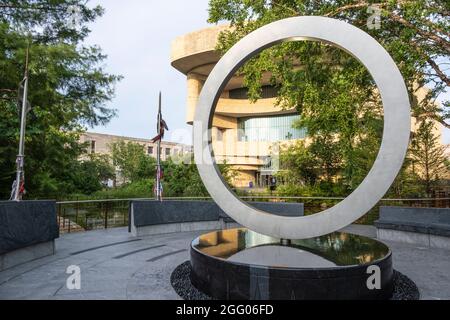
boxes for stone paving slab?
[0,226,448,300]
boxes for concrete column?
[186,73,204,124]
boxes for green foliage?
[90,148,240,199]
[387,157,424,198]
[277,134,378,196]
[208,1,449,125]
[277,140,318,186]
[0,1,121,199]
[208,0,449,198]
[410,119,449,196]
[110,140,156,183]
[162,159,208,197]
[93,179,154,200]
[72,153,115,195]
[276,183,321,197]
[161,158,237,197]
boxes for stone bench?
[0,201,59,271]
[375,206,450,250]
[129,200,304,237]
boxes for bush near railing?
[56,196,450,234]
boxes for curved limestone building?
[171,25,306,188]
[170,25,444,189]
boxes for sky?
[85,0,211,145]
[85,1,450,145]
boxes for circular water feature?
[190,228,394,300]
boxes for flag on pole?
[150,99,169,143]
[150,119,169,143]
[152,92,168,201]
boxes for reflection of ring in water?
[227,245,337,268]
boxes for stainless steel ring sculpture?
[194,16,410,239]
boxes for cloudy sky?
[85,0,211,145]
[85,1,449,145]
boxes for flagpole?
[156,92,162,201]
[12,45,30,201]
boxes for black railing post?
[75,198,79,226]
[57,203,61,227]
[68,208,71,233]
[63,207,66,229]
[123,201,126,225]
[104,201,108,229]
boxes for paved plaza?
[0,225,449,300]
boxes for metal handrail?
[56,196,450,205]
[55,195,449,234]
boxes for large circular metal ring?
[194,16,410,239]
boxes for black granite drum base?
[171,261,419,300]
[188,228,396,300]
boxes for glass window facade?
[237,114,306,142]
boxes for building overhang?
[171,25,230,75]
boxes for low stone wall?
[129,200,304,237]
[0,201,59,271]
[375,206,450,250]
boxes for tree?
[278,140,318,186]
[277,136,346,195]
[110,141,156,183]
[208,0,449,126]
[0,1,121,199]
[72,153,115,195]
[387,156,423,198]
[162,159,208,197]
[208,0,448,195]
[308,135,342,185]
[409,120,449,196]
[162,157,237,197]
